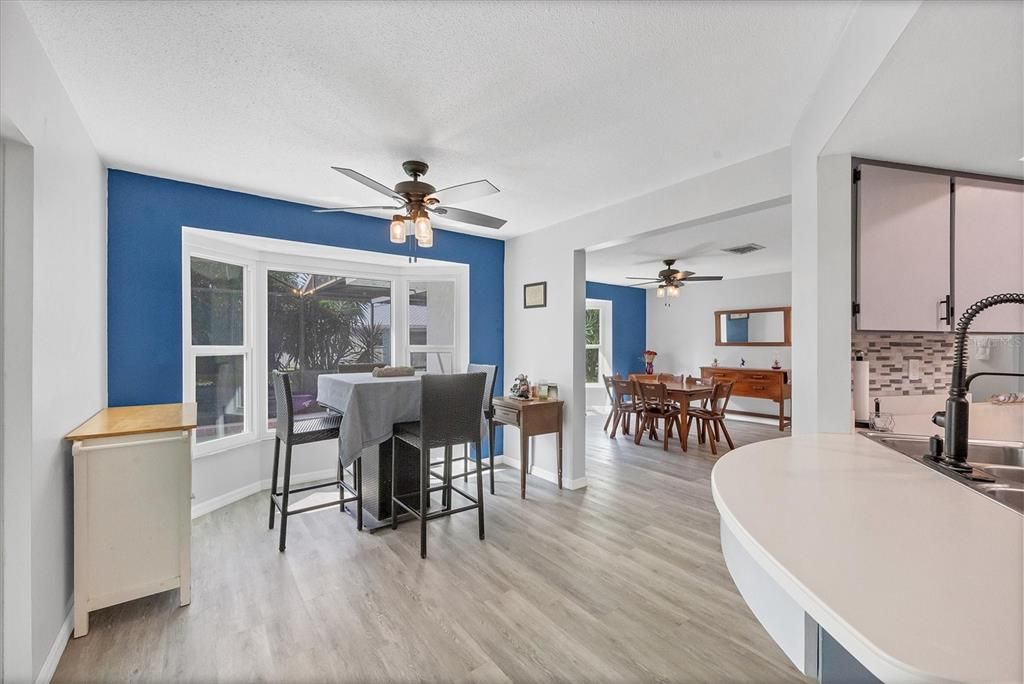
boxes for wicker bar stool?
[269,371,362,552]
[434,363,498,497]
[391,372,486,559]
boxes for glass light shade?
[656,286,665,298]
[417,224,434,248]
[414,213,432,241]
[390,215,406,244]
[668,285,680,297]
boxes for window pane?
[411,350,454,374]
[191,257,244,345]
[585,348,599,384]
[585,308,600,345]
[267,271,391,426]
[409,281,455,346]
[195,355,246,443]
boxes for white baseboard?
[191,467,337,519]
[498,457,587,490]
[36,600,73,684]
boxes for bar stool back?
[440,364,498,496]
[391,372,486,558]
[269,371,362,552]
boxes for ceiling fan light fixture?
[656,286,666,298]
[668,284,680,297]
[414,211,432,242]
[389,215,406,244]
[417,224,434,248]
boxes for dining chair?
[687,380,735,455]
[436,363,497,496]
[269,371,362,552]
[391,372,486,559]
[633,380,683,451]
[602,374,617,431]
[657,373,679,383]
[609,378,642,438]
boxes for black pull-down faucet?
[930,292,1024,473]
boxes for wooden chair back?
[602,374,620,402]
[629,373,658,383]
[707,380,734,416]
[657,373,678,384]
[634,381,672,413]
[611,379,635,409]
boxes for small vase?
[645,361,654,374]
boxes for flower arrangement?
[643,350,658,374]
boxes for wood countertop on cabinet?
[66,403,198,441]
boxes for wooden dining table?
[628,375,714,452]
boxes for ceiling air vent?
[721,243,765,255]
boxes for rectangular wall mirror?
[715,306,791,346]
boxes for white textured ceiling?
[586,202,791,287]
[21,0,856,237]
[826,0,1024,179]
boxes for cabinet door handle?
[939,295,952,324]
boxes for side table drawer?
[493,405,521,426]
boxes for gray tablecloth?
[317,373,421,467]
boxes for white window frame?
[407,275,460,375]
[182,228,469,457]
[585,298,613,387]
[183,246,257,457]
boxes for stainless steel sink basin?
[862,431,1024,515]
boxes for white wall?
[1,2,107,681]
[505,149,791,488]
[646,273,792,417]
[789,1,920,434]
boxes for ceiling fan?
[314,160,506,248]
[626,259,723,298]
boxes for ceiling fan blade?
[682,275,724,281]
[430,205,506,229]
[331,167,405,202]
[313,205,404,213]
[428,179,499,206]
[674,270,696,280]
[628,281,660,287]
[626,276,661,280]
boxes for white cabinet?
[953,178,1024,333]
[66,403,196,637]
[857,165,952,331]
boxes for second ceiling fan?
[626,259,723,297]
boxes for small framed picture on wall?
[523,281,547,309]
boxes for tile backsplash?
[852,332,954,396]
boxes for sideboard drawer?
[732,380,780,399]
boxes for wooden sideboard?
[700,366,791,431]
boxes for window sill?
[193,432,258,459]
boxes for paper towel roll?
[853,360,870,422]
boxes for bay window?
[183,228,468,457]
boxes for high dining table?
[317,372,424,530]
[628,375,714,452]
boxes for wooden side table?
[491,397,564,498]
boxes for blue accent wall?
[585,281,646,377]
[107,169,504,452]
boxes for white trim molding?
[35,600,72,684]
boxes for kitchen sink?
[862,431,1024,515]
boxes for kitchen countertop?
[712,433,1022,683]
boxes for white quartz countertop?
[712,433,1023,683]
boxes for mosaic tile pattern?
[852,332,954,396]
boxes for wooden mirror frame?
[714,306,791,347]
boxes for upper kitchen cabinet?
[856,164,952,331]
[953,178,1024,333]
